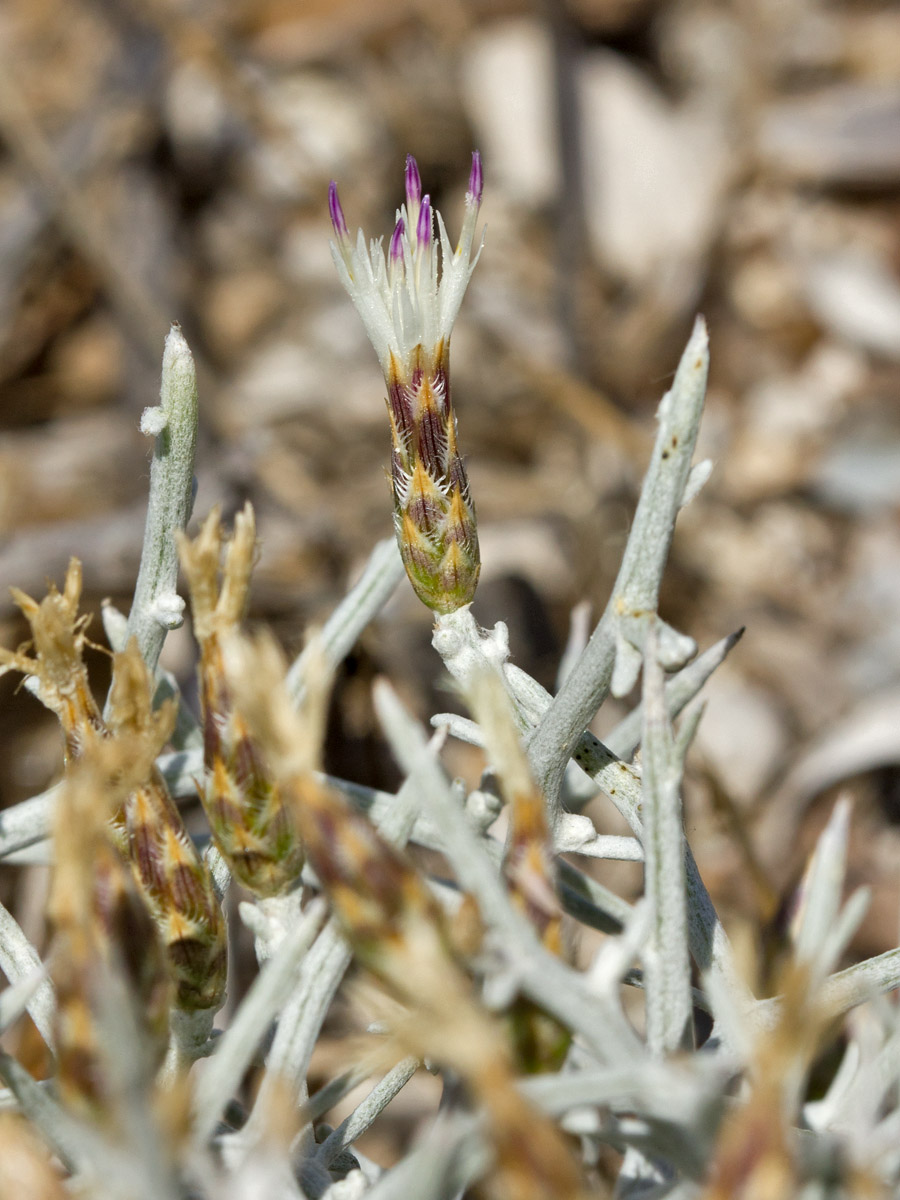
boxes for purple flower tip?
[467,151,483,206]
[389,217,405,262]
[405,155,422,207]
[328,181,349,238]
[416,194,432,246]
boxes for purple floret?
[417,195,432,246]
[328,181,349,238]
[405,155,422,207]
[467,151,483,206]
[389,217,405,262]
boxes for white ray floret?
[329,153,484,375]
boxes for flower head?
[329,155,484,614]
[178,505,305,898]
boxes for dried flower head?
[178,505,304,897]
[106,642,227,1013]
[329,155,483,614]
[0,559,103,759]
[49,736,171,1120]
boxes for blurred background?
[1,0,900,990]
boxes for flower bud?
[329,155,484,614]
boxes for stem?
[603,628,744,761]
[240,888,306,963]
[191,898,328,1145]
[242,770,424,1145]
[527,318,709,819]
[124,325,198,676]
[286,537,404,707]
[160,1008,215,1087]
[0,901,54,1049]
[0,1051,92,1173]
[316,1057,420,1167]
[641,633,692,1057]
[0,970,46,1037]
[498,652,744,1019]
